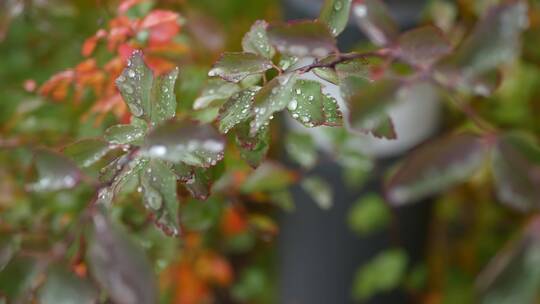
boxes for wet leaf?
[397,25,452,67]
[242,20,276,59]
[352,0,399,46]
[301,176,333,209]
[39,266,98,304]
[267,20,337,58]
[28,149,81,192]
[348,193,390,236]
[104,122,147,145]
[171,162,195,183]
[288,80,329,127]
[183,165,223,200]
[285,132,317,169]
[63,139,113,168]
[435,1,528,92]
[340,76,400,135]
[116,50,153,119]
[87,211,158,304]
[250,73,298,136]
[208,52,273,83]
[352,249,408,301]
[279,55,299,71]
[320,0,353,36]
[116,51,179,123]
[385,133,486,205]
[150,67,179,124]
[140,160,180,236]
[241,162,296,193]
[193,78,241,110]
[236,123,270,168]
[142,120,225,167]
[477,218,540,304]
[491,132,540,211]
[218,87,260,134]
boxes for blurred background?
[2,0,540,303]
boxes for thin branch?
[446,93,498,134]
[297,49,390,74]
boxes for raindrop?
[334,1,342,10]
[288,99,298,111]
[127,69,136,78]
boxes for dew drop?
[334,1,342,10]
[288,99,298,111]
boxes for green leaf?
[491,132,540,211]
[351,0,399,46]
[250,73,298,136]
[352,249,408,301]
[270,190,295,212]
[39,266,98,304]
[150,67,179,124]
[232,267,269,302]
[267,20,337,58]
[322,93,343,126]
[301,176,333,209]
[193,78,241,110]
[435,2,527,93]
[337,148,373,188]
[183,165,224,200]
[385,133,486,205]
[63,138,113,168]
[348,193,390,236]
[218,87,259,134]
[397,25,452,67]
[236,122,270,168]
[477,218,540,304]
[241,161,296,193]
[180,197,222,231]
[116,50,153,118]
[115,51,179,124]
[208,52,273,83]
[288,80,328,127]
[319,0,353,36]
[97,156,149,206]
[312,55,341,84]
[370,114,397,140]
[278,55,299,71]
[0,238,18,272]
[142,120,225,167]
[104,122,147,145]
[171,162,195,183]
[242,20,276,59]
[0,257,38,300]
[339,75,400,135]
[285,132,317,169]
[140,160,180,236]
[28,149,81,192]
[87,211,158,304]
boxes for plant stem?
[297,49,389,74]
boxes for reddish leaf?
[385,133,486,205]
[491,132,540,211]
[267,20,337,58]
[352,0,399,46]
[397,25,452,67]
[140,10,180,46]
